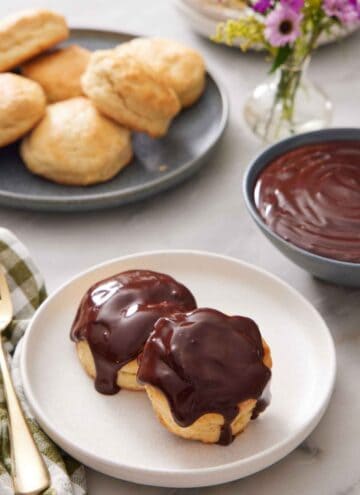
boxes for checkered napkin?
[0,227,87,495]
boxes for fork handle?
[0,341,50,495]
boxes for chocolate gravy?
[255,141,360,262]
[71,270,197,394]
[137,308,271,445]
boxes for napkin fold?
[0,227,87,495]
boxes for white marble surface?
[1,1,360,493]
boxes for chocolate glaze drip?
[71,270,197,394]
[137,308,271,445]
[251,398,268,420]
[255,141,360,263]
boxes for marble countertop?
[1,1,360,493]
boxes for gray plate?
[0,28,228,212]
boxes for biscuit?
[22,45,90,102]
[81,49,181,137]
[0,9,69,72]
[20,97,132,186]
[0,73,46,147]
[117,38,206,107]
[143,339,272,444]
[76,340,143,391]
[70,269,197,394]
[145,386,258,444]
[138,308,272,445]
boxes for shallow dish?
[243,128,360,288]
[0,28,228,212]
[21,250,335,487]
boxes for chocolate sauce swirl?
[71,270,197,394]
[255,141,360,262]
[138,308,271,445]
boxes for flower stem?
[269,22,326,135]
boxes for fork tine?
[0,265,13,329]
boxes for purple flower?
[281,0,304,12]
[323,0,360,24]
[253,0,273,13]
[349,0,360,11]
[264,4,302,46]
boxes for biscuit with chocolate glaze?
[70,269,197,394]
[138,308,272,445]
[76,340,143,391]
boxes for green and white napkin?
[0,227,87,495]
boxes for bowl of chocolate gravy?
[243,128,360,287]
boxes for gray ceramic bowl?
[243,128,360,288]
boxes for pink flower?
[323,0,359,24]
[253,0,273,13]
[264,4,302,46]
[252,0,304,14]
[281,0,304,12]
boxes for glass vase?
[244,58,333,143]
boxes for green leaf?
[269,45,292,73]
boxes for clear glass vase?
[244,58,333,143]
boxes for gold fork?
[0,265,50,495]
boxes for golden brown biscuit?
[0,73,46,147]
[20,97,132,186]
[145,387,258,444]
[138,309,272,445]
[70,270,197,394]
[0,9,69,72]
[143,339,272,444]
[81,49,181,137]
[76,340,143,391]
[22,45,90,102]
[117,38,206,107]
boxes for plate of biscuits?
[0,10,228,211]
[21,250,336,487]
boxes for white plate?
[21,251,336,488]
[174,0,358,49]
